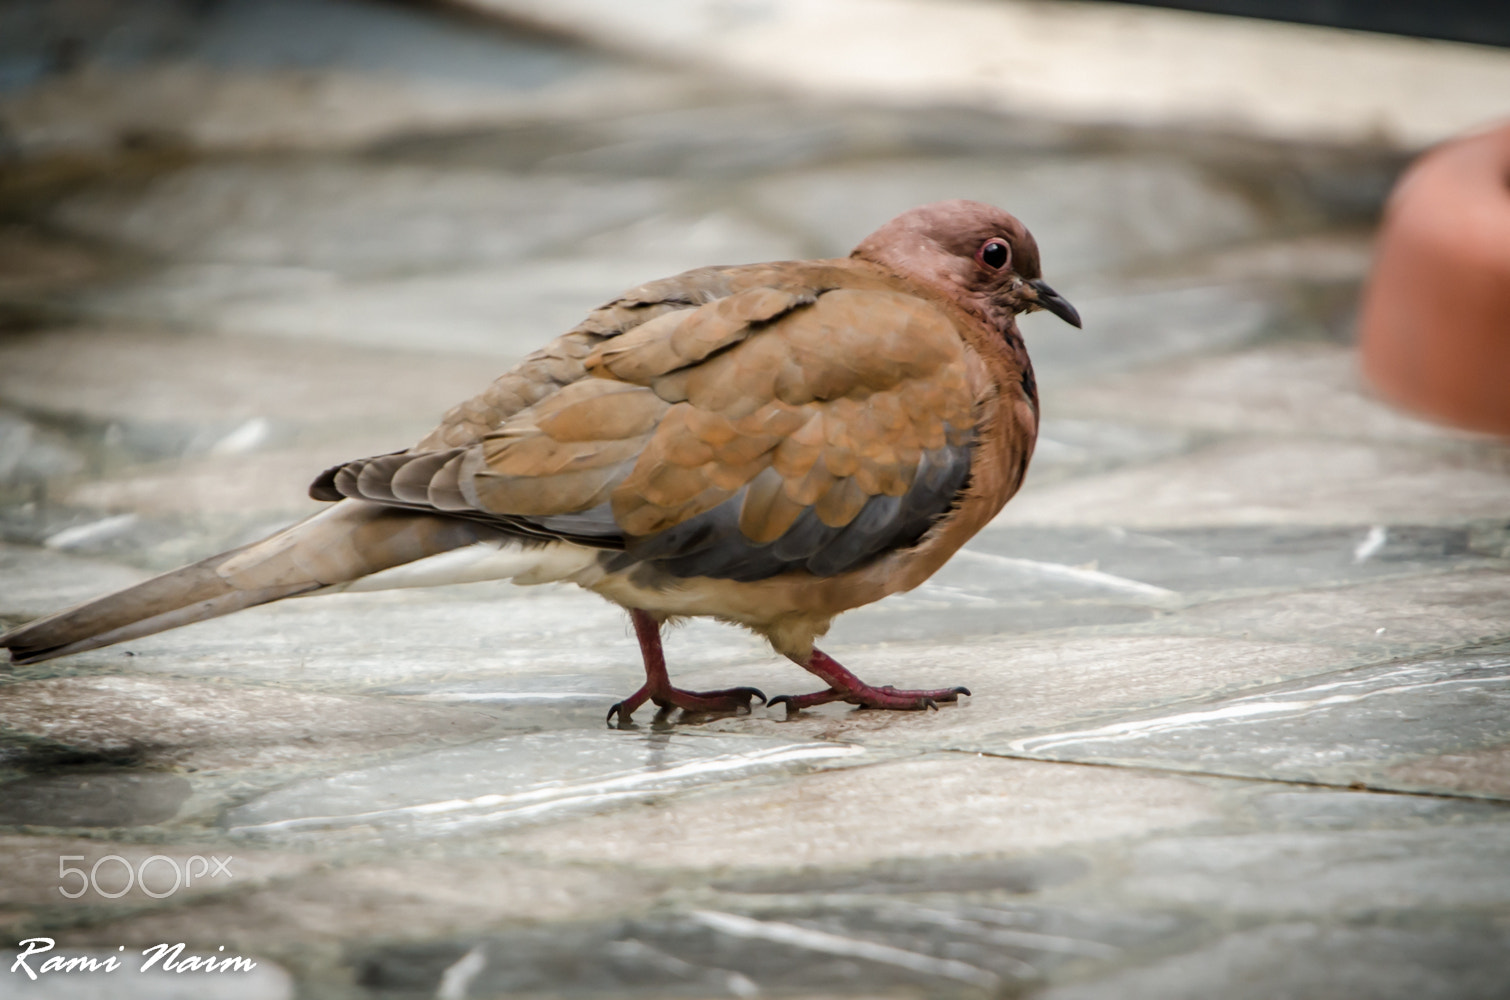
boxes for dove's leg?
[606,609,765,723]
[769,648,970,714]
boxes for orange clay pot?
[1358,121,1510,436]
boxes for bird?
[1,200,1080,721]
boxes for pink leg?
[768,647,970,715]
[607,609,766,723]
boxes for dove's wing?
[313,262,980,581]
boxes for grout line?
[948,748,1510,806]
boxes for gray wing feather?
[619,435,973,581]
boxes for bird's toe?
[731,686,767,707]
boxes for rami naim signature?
[9,938,257,980]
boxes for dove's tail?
[1,503,494,666]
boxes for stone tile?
[1119,818,1510,915]
[0,324,496,553]
[500,755,1220,870]
[1049,342,1490,443]
[7,60,696,157]
[0,0,689,158]
[963,523,1507,601]
[73,207,800,355]
[1028,419,1196,485]
[749,156,1269,273]
[583,207,805,266]
[464,0,1510,149]
[0,326,503,432]
[344,781,1509,1000]
[1172,570,1510,655]
[167,255,740,356]
[825,546,1173,646]
[57,217,799,359]
[0,505,306,574]
[0,773,192,828]
[51,582,764,692]
[0,225,108,299]
[346,900,1169,999]
[367,97,877,179]
[711,854,1090,897]
[0,410,86,488]
[1382,747,1510,801]
[0,543,147,620]
[828,521,1507,648]
[52,162,670,276]
[1021,280,1278,388]
[159,0,592,87]
[1002,651,1510,799]
[60,856,661,953]
[325,857,664,927]
[1148,230,1375,287]
[694,635,1346,751]
[1243,787,1507,831]
[1032,790,1510,997]
[222,731,866,842]
[996,438,1510,527]
[59,451,366,518]
[1035,921,1510,1000]
[0,675,503,774]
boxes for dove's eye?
[977,240,1010,270]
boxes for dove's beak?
[1027,279,1082,328]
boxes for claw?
[922,698,939,711]
[766,687,848,714]
[952,686,972,697]
[734,687,767,707]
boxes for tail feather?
[2,502,493,666]
[2,561,315,665]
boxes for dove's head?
[851,199,1081,333]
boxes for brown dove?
[1,200,1080,720]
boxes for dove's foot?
[770,648,970,715]
[607,683,766,723]
[608,608,765,724]
[768,684,969,714]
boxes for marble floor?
[1,1,1507,997]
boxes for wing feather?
[311,262,980,578]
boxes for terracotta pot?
[1358,121,1510,436]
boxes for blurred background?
[3,3,1510,998]
[3,0,1506,565]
